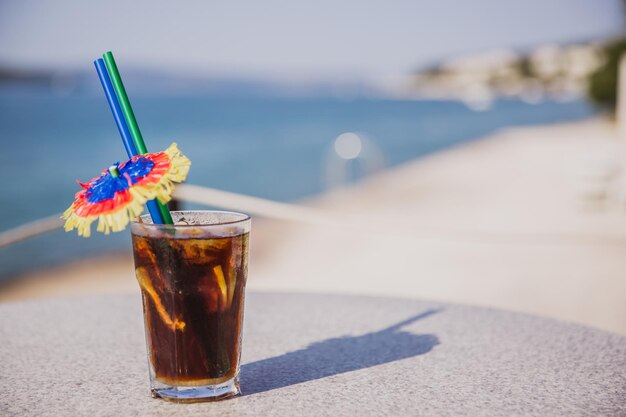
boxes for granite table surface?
[0,292,625,417]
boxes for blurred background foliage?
[588,38,626,111]
[587,0,626,111]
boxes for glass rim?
[132,210,251,228]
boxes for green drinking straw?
[102,51,174,224]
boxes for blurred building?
[411,42,605,109]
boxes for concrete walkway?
[251,119,626,335]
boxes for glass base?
[150,374,240,403]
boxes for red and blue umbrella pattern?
[63,143,190,237]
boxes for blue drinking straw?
[94,58,165,224]
[94,59,137,156]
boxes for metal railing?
[2,183,626,249]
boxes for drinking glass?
[131,210,250,402]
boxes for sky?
[0,0,623,81]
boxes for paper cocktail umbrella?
[63,143,190,237]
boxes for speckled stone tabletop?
[0,292,625,416]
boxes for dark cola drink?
[131,211,250,402]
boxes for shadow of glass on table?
[241,309,441,395]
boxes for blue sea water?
[0,89,596,280]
